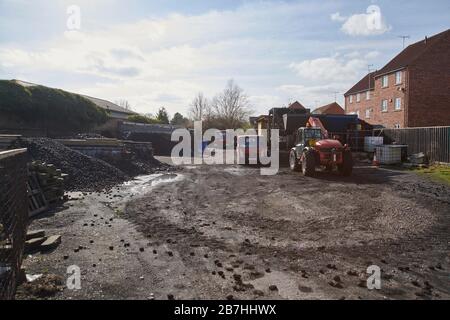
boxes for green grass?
[0,80,108,133]
[127,114,162,124]
[414,165,450,185]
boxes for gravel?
[13,137,174,191]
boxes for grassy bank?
[414,165,450,185]
[0,80,108,134]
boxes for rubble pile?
[14,138,129,191]
[13,137,173,192]
[28,161,66,204]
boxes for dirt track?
[19,160,450,300]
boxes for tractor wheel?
[302,151,316,177]
[289,150,301,172]
[338,151,353,176]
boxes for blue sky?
[0,0,448,117]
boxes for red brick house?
[344,29,450,128]
[312,102,345,115]
[288,100,307,110]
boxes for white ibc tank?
[375,145,402,165]
[364,136,384,152]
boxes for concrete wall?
[57,138,153,161]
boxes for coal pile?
[13,138,128,191]
[110,156,173,177]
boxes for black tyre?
[302,150,315,177]
[289,150,301,172]
[338,151,353,176]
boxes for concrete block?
[40,235,61,251]
[25,237,46,252]
[26,229,46,240]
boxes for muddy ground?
[18,158,450,300]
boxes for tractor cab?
[295,127,323,148]
[290,126,353,177]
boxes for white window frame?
[356,93,361,102]
[366,91,370,100]
[356,110,360,118]
[365,109,371,119]
[395,71,402,85]
[382,75,389,88]
[381,99,388,112]
[394,124,401,129]
[349,95,353,103]
[394,97,402,110]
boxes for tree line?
[188,79,251,129]
[127,79,252,130]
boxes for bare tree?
[189,92,209,121]
[211,79,251,129]
[115,99,131,110]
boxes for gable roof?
[288,101,306,110]
[344,72,376,96]
[345,29,450,96]
[312,102,345,115]
[12,79,135,115]
[80,94,135,115]
[376,29,450,77]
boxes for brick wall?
[0,149,29,300]
[371,71,407,128]
[345,71,407,129]
[345,89,374,120]
[346,32,450,128]
[408,32,450,127]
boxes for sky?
[0,0,448,117]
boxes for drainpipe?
[405,68,409,127]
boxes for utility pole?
[398,35,410,49]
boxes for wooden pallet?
[27,172,48,217]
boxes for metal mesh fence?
[382,126,450,164]
[0,149,28,300]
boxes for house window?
[365,109,371,119]
[395,71,402,85]
[394,124,401,129]
[356,93,361,102]
[349,95,353,103]
[366,91,370,100]
[382,75,389,88]
[395,97,402,110]
[381,99,388,112]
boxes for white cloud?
[278,83,347,110]
[365,51,380,60]
[285,52,378,109]
[330,12,347,22]
[0,1,392,117]
[1,2,322,115]
[332,5,391,36]
[289,55,366,82]
[248,94,287,115]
